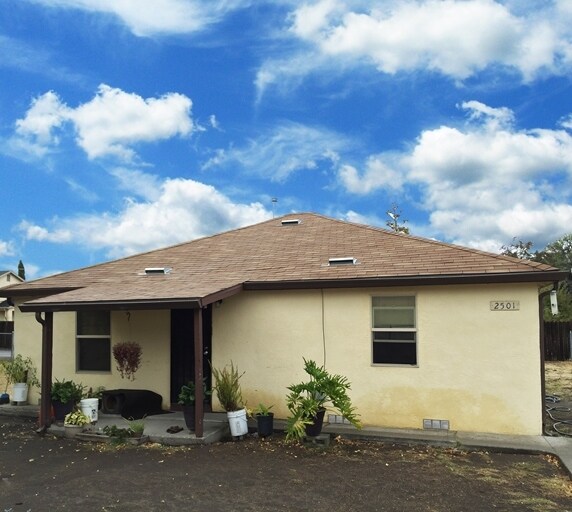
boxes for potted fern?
[285,359,362,440]
[211,362,248,437]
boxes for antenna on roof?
[271,197,278,218]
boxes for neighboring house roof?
[5,213,568,312]
[0,271,23,287]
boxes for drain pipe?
[539,283,558,435]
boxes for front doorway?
[170,307,212,409]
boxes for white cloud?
[109,167,163,201]
[259,0,572,94]
[203,122,351,181]
[338,101,572,251]
[338,155,404,194]
[0,240,15,257]
[25,0,252,36]
[19,176,271,257]
[12,84,194,162]
[14,91,70,155]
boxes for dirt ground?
[546,361,572,399]
[1,416,571,512]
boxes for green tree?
[17,260,25,280]
[500,234,572,321]
[500,238,534,259]
[386,203,409,234]
[534,234,572,270]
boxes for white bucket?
[80,398,99,423]
[227,408,248,437]
[12,383,28,403]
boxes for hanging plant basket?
[112,341,142,381]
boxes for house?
[0,270,23,361]
[5,213,568,437]
[0,270,23,322]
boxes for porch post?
[193,307,204,437]
[35,311,53,432]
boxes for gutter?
[244,270,569,291]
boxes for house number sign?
[490,300,520,311]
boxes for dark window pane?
[373,341,417,365]
[78,338,111,371]
[77,311,110,336]
[373,331,415,342]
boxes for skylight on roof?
[281,218,301,226]
[144,267,172,275]
[328,257,357,266]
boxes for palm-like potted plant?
[285,359,362,440]
[177,379,211,431]
[51,379,85,421]
[211,362,248,438]
[0,354,39,403]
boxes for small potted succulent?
[253,403,274,438]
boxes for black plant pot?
[0,393,9,404]
[52,400,75,421]
[304,408,326,437]
[256,413,274,438]
[183,405,195,431]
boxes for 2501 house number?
[490,301,520,311]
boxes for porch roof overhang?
[14,269,568,313]
[16,283,245,313]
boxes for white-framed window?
[372,296,417,366]
[76,311,111,372]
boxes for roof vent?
[328,257,357,266]
[281,218,301,226]
[144,267,172,275]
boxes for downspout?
[193,307,204,438]
[35,311,54,434]
[539,283,558,436]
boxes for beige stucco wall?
[212,284,543,435]
[13,305,171,408]
[11,282,543,435]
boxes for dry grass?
[545,361,572,399]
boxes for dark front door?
[170,307,212,408]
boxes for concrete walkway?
[1,403,571,478]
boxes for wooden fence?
[544,321,572,361]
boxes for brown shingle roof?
[7,213,567,311]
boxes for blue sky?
[2,0,572,279]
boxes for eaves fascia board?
[18,297,202,313]
[243,270,570,291]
